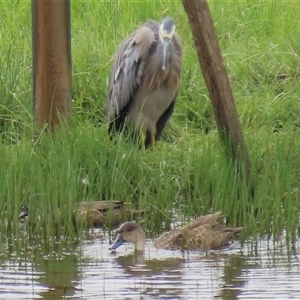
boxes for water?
[0,230,299,300]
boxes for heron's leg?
[139,131,146,150]
[150,132,156,150]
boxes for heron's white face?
[159,19,176,70]
[159,22,176,43]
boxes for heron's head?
[159,16,176,71]
[109,221,146,252]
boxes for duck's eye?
[125,224,137,232]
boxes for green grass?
[1,0,300,253]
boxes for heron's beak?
[109,234,126,250]
[162,37,171,71]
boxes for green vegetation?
[1,1,300,253]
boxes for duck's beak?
[109,234,126,250]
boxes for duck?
[18,201,144,229]
[19,206,29,225]
[75,200,144,227]
[19,206,29,220]
[109,211,243,252]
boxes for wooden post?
[182,0,251,180]
[32,0,71,131]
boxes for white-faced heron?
[107,16,182,149]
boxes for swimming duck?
[19,206,29,220]
[109,211,243,252]
[19,201,144,228]
[76,200,144,227]
[19,206,29,227]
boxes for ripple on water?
[73,234,300,300]
[1,231,300,299]
[0,259,47,299]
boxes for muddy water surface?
[0,230,299,299]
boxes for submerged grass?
[1,1,300,253]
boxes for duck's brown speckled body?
[19,201,144,229]
[109,212,243,252]
[76,200,144,227]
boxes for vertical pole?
[32,0,71,131]
[182,0,251,181]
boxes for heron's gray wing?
[107,25,156,123]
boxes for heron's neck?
[157,43,171,70]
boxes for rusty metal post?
[182,0,252,181]
[32,0,71,131]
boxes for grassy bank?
[1,0,300,252]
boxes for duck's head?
[109,221,146,252]
[19,207,28,221]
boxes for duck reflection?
[114,251,186,298]
[33,250,81,299]
[217,254,247,300]
[115,251,184,275]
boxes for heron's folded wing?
[107,26,155,120]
